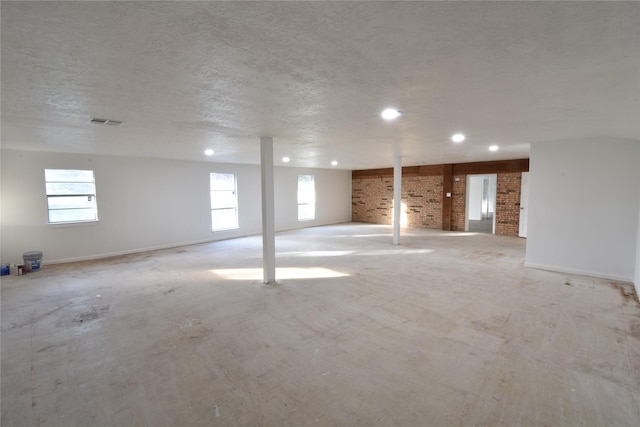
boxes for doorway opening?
[465,174,497,234]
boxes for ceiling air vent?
[90,117,123,126]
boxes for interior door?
[519,172,529,238]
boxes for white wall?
[0,150,352,264]
[525,138,640,282]
[635,146,640,294]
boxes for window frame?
[297,174,316,221]
[210,172,239,232]
[44,168,99,225]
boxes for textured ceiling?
[1,1,639,170]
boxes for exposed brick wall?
[403,176,443,228]
[352,177,393,224]
[352,168,524,236]
[451,175,466,231]
[352,176,443,228]
[495,172,522,236]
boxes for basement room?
[1,1,639,426]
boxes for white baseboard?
[524,262,633,283]
[42,220,353,266]
[44,234,257,265]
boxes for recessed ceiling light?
[331,160,338,166]
[451,133,465,143]
[282,157,290,163]
[204,149,214,156]
[489,145,499,151]
[381,108,402,120]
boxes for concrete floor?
[2,223,639,426]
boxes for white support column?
[393,155,402,245]
[260,137,276,284]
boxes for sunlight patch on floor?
[358,248,435,256]
[210,267,350,280]
[278,251,355,257]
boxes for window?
[45,169,99,224]
[297,175,315,221]
[210,173,238,231]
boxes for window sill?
[48,220,99,228]
[211,227,239,233]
